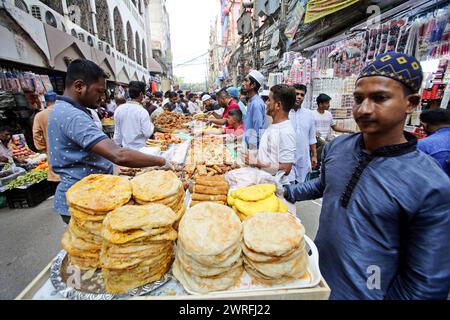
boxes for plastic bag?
[225,167,285,194]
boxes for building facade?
[1,0,167,89]
[148,0,173,91]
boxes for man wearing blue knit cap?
[284,52,450,300]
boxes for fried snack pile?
[131,170,186,229]
[154,110,189,131]
[62,175,132,270]
[227,184,288,221]
[184,135,240,179]
[101,204,177,293]
[190,175,229,207]
[242,213,308,285]
[173,202,243,293]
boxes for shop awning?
[147,56,163,73]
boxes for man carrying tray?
[284,52,450,299]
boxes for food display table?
[16,261,330,300]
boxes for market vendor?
[224,109,244,137]
[0,125,26,165]
[164,91,189,114]
[32,91,59,182]
[241,70,266,150]
[244,84,296,185]
[0,125,14,165]
[226,86,247,117]
[48,59,170,224]
[201,94,223,115]
[113,81,154,150]
[207,89,240,126]
[284,52,450,299]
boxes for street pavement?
[0,197,322,300]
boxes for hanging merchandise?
[268,72,284,88]
[421,59,449,110]
[304,0,360,24]
[287,57,311,86]
[284,2,306,49]
[269,29,280,58]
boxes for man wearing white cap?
[202,94,224,117]
[242,70,266,150]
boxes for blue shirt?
[285,133,450,300]
[417,127,450,178]
[243,94,266,149]
[48,97,113,216]
[238,100,247,118]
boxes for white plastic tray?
[180,234,321,296]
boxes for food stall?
[1,133,53,208]
[15,110,330,300]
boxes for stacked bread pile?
[173,202,244,293]
[131,170,186,228]
[100,203,178,293]
[242,212,308,285]
[227,184,288,221]
[62,174,132,269]
[190,175,229,207]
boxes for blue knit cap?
[226,87,240,99]
[44,91,57,102]
[358,52,423,93]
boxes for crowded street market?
[0,0,449,305]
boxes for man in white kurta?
[244,84,296,185]
[113,81,154,150]
[288,84,317,183]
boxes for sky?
[165,0,220,84]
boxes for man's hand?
[311,156,318,168]
[160,158,175,171]
[243,150,258,166]
[0,156,9,163]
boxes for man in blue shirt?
[284,52,450,299]
[48,59,168,224]
[242,70,266,150]
[417,108,450,178]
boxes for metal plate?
[50,250,171,300]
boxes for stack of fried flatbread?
[100,204,178,293]
[228,184,289,221]
[173,202,244,293]
[242,212,308,285]
[62,174,132,270]
[190,175,229,207]
[131,170,186,228]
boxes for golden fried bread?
[66,174,132,212]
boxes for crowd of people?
[17,50,450,300]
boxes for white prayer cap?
[247,70,265,86]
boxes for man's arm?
[141,110,154,138]
[247,103,266,149]
[309,117,318,168]
[331,124,354,134]
[91,139,165,168]
[284,141,329,203]
[385,188,450,300]
[310,143,317,168]
[32,114,46,151]
[257,161,292,175]
[208,118,227,126]
[112,112,122,146]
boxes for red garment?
[225,123,244,136]
[223,99,240,118]
[151,81,158,93]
